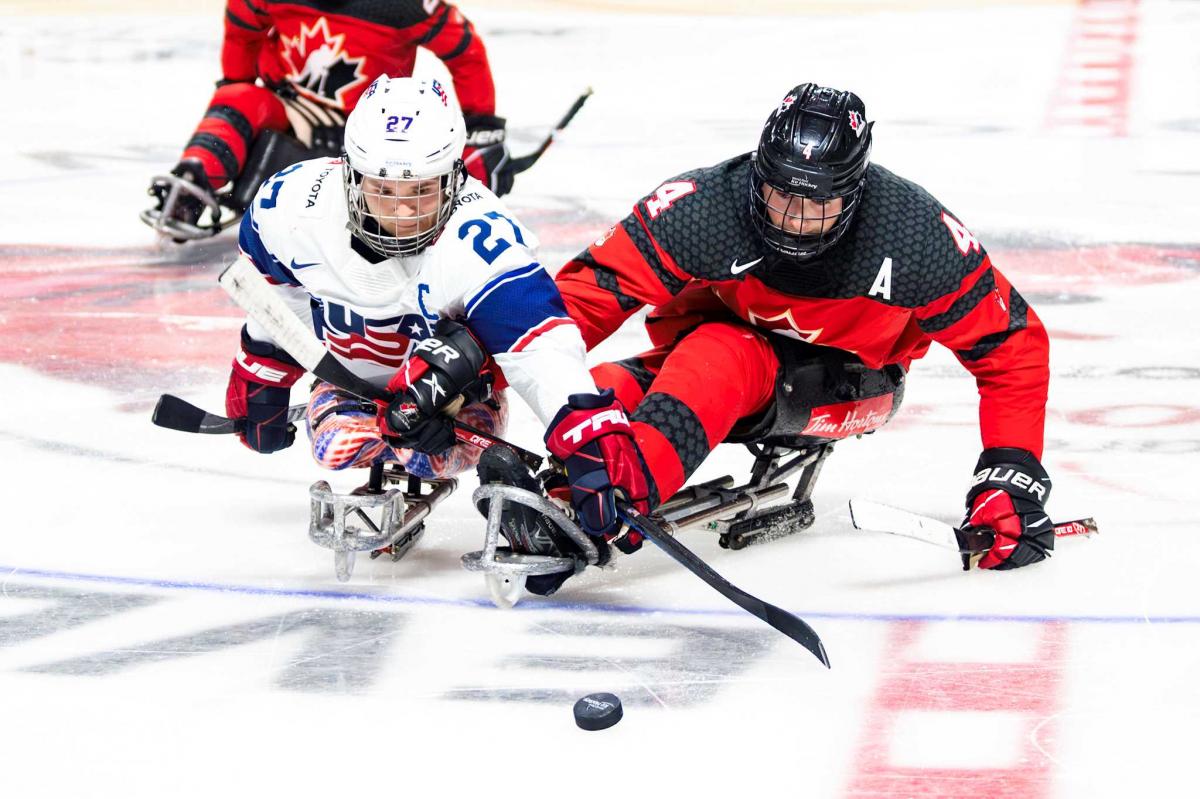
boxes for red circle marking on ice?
[1067,404,1200,428]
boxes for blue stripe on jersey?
[463,262,545,317]
[466,265,569,355]
[238,206,301,287]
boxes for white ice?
[1,2,1198,797]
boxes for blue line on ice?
[4,563,1196,624]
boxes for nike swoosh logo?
[290,259,320,271]
[730,257,763,275]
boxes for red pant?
[592,321,779,504]
[182,83,289,189]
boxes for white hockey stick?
[218,256,545,470]
[219,256,389,403]
[849,498,1098,554]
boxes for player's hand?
[962,447,1054,570]
[225,326,305,453]
[379,319,493,455]
[545,390,650,551]
[463,115,515,197]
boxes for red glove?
[963,448,1054,570]
[225,326,305,453]
[545,390,650,551]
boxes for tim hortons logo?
[971,466,1047,501]
[800,396,893,439]
[561,409,629,445]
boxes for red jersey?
[221,0,496,115]
[556,156,1051,458]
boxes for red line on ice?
[843,620,1068,799]
[1045,0,1141,137]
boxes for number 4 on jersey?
[940,211,981,256]
[645,181,697,219]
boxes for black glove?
[963,447,1054,570]
[463,115,515,197]
[379,319,493,455]
[309,124,344,155]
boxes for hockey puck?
[573,692,623,731]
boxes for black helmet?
[750,84,873,262]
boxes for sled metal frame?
[139,171,232,241]
[309,462,456,582]
[463,441,835,605]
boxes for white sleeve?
[440,192,598,424]
[493,323,598,425]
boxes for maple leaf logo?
[280,17,367,110]
[746,307,823,344]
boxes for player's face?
[760,183,843,238]
[361,176,444,238]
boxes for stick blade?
[621,506,830,668]
[762,603,830,668]
[849,499,959,549]
[152,394,211,434]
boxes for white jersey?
[237,156,596,424]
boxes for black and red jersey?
[556,155,1051,458]
[221,0,496,114]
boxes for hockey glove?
[463,115,515,197]
[545,390,650,551]
[963,447,1054,570]
[225,326,305,454]
[379,319,494,455]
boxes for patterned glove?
[545,390,650,551]
[963,447,1054,570]
[463,115,515,197]
[225,326,305,453]
[379,319,493,455]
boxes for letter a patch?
[869,257,893,301]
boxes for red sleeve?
[915,256,1050,459]
[409,2,496,116]
[556,211,691,351]
[220,0,271,81]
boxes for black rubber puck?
[573,692,623,731]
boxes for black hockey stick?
[619,504,830,668]
[151,391,543,471]
[152,393,306,435]
[509,88,593,175]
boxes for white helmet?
[342,75,467,257]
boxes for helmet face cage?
[749,84,873,263]
[749,161,867,262]
[343,159,463,258]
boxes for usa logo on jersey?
[314,301,435,367]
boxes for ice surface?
[1,2,1198,797]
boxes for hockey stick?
[619,504,830,668]
[152,393,306,435]
[849,499,1098,568]
[217,255,826,651]
[152,391,543,470]
[508,88,593,175]
[216,256,544,470]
